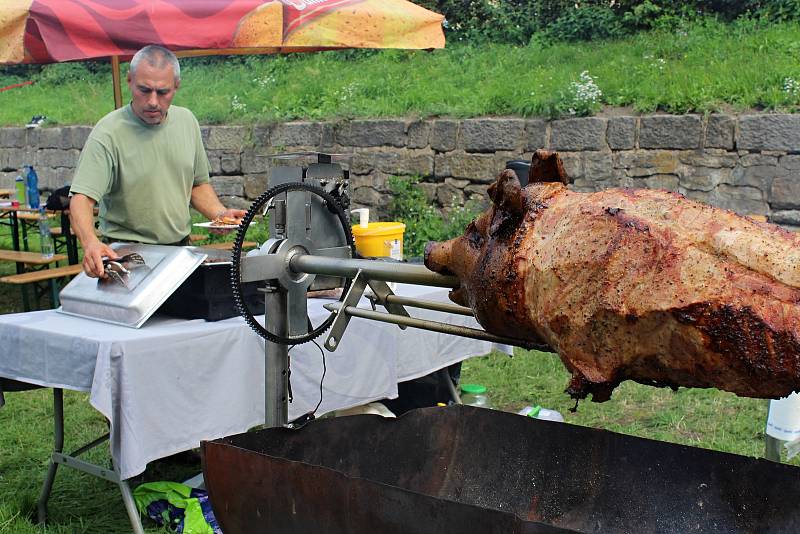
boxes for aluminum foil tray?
[58,243,207,328]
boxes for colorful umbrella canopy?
[1,0,444,64]
[0,1,444,106]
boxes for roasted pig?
[425,151,800,402]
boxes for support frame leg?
[37,388,64,524]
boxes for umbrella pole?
[111,56,123,109]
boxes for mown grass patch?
[460,348,777,459]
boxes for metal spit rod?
[379,294,474,316]
[292,255,458,288]
[324,302,549,351]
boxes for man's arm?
[69,193,116,278]
[190,183,246,222]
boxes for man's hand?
[219,207,247,220]
[82,240,119,278]
[209,208,247,235]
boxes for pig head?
[424,151,566,341]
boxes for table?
[0,206,75,258]
[0,283,503,532]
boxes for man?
[69,45,245,278]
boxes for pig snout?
[424,239,457,276]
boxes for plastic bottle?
[518,405,564,422]
[25,165,40,209]
[460,383,492,408]
[38,207,54,259]
[14,174,25,207]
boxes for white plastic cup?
[518,405,564,422]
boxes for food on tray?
[424,150,800,402]
[210,215,240,227]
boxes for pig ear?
[488,169,524,217]
[529,150,569,185]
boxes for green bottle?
[14,174,25,206]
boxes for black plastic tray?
[160,261,263,321]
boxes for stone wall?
[1,113,799,228]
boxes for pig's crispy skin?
[425,151,800,402]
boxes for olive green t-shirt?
[70,104,210,244]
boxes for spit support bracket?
[324,270,410,351]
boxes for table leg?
[116,471,146,534]
[437,367,462,404]
[33,387,146,533]
[37,388,64,524]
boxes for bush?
[755,0,800,21]
[547,6,627,42]
[415,0,800,44]
[387,176,480,258]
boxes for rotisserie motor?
[425,150,800,402]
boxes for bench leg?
[21,221,29,252]
[20,285,31,312]
[49,278,60,308]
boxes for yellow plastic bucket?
[352,222,405,260]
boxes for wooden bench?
[0,263,83,310]
[0,263,83,285]
[201,241,257,251]
[0,249,70,311]
[0,249,67,266]
[16,210,57,222]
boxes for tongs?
[102,252,146,288]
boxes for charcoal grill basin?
[202,405,800,534]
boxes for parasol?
[0,0,444,107]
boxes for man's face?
[128,61,179,125]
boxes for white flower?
[337,82,360,103]
[783,77,800,97]
[570,71,602,105]
[254,74,276,89]
[231,95,247,112]
[651,58,666,72]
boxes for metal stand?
[36,388,145,534]
[264,286,290,428]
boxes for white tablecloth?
[0,284,499,479]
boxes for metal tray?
[160,246,264,321]
[58,243,207,328]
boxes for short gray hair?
[130,45,181,82]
